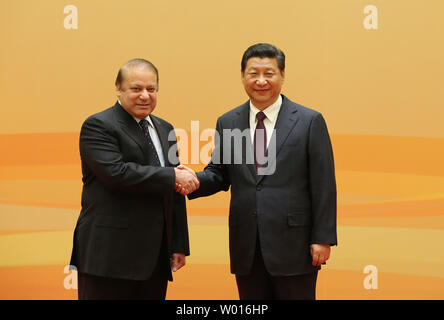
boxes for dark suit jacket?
[189,95,337,276]
[70,102,189,281]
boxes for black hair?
[241,43,285,72]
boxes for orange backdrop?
[1,0,443,299]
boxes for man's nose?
[256,76,268,86]
[140,89,150,100]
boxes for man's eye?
[132,88,140,91]
[148,88,156,93]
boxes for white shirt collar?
[249,94,282,123]
[134,115,154,128]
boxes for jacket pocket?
[94,215,129,229]
[287,212,310,227]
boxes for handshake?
[174,165,199,195]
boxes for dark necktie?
[139,119,161,166]
[254,111,267,172]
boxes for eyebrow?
[247,67,276,71]
[131,83,156,88]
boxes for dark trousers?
[78,238,170,300]
[236,236,318,300]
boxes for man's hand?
[174,165,199,195]
[310,244,331,266]
[170,253,186,272]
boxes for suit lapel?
[273,95,300,157]
[150,115,172,167]
[113,102,152,161]
[257,95,300,184]
[233,102,257,181]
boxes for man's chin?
[251,96,273,106]
[136,107,154,118]
[137,113,150,119]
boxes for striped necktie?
[139,119,161,166]
[254,111,267,173]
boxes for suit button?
[256,185,262,191]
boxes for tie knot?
[139,119,149,129]
[256,111,266,122]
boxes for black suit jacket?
[70,102,189,281]
[189,95,337,276]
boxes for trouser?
[236,235,318,300]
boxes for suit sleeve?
[80,116,175,195]
[308,113,338,246]
[171,190,190,255]
[168,127,190,255]
[188,118,231,199]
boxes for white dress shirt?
[249,94,282,147]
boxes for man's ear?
[116,84,121,98]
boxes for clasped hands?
[174,165,199,195]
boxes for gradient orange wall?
[1,0,443,299]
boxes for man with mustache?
[70,58,198,299]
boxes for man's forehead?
[122,66,157,84]
[124,65,155,77]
